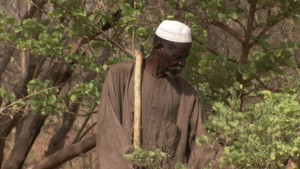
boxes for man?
[97,20,221,168]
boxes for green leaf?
[91,41,103,49]
[13,100,26,110]
[120,2,134,16]
[270,151,276,160]
[5,17,16,25]
[29,100,42,111]
[88,82,94,88]
[185,12,196,21]
[218,13,225,21]
[41,110,47,115]
[101,41,112,49]
[136,27,151,38]
[196,135,210,145]
[70,94,78,102]
[72,9,86,17]
[47,94,57,104]
[23,19,36,28]
[125,25,134,34]
[102,64,108,71]
[88,14,95,21]
[48,8,64,18]
[14,25,23,33]
[229,12,238,20]
[166,15,174,19]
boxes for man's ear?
[154,42,163,50]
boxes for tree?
[0,0,299,168]
[183,0,300,168]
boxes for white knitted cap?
[155,20,192,43]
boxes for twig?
[0,87,58,114]
[77,122,97,141]
[72,115,91,143]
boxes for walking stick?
[133,44,143,149]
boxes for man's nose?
[178,59,186,68]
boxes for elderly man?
[97,20,221,168]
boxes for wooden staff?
[133,44,143,149]
[286,160,297,169]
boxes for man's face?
[157,42,192,77]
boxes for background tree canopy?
[0,0,299,168]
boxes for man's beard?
[165,66,182,78]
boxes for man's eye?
[176,56,186,60]
[173,55,182,59]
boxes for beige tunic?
[96,61,220,169]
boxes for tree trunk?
[2,113,46,169]
[0,113,21,166]
[0,51,35,167]
[0,0,46,166]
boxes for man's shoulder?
[105,61,134,83]
[108,61,134,74]
[110,61,134,70]
[174,75,197,95]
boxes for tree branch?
[77,122,97,142]
[33,135,96,169]
[249,14,287,47]
[245,0,257,43]
[233,19,247,33]
[72,115,91,143]
[211,20,244,43]
[255,77,282,93]
[193,38,219,56]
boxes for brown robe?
[96,61,221,169]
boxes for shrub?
[205,91,300,169]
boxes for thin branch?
[51,1,134,57]
[256,77,268,89]
[93,32,133,56]
[255,77,282,92]
[244,86,262,96]
[249,14,287,47]
[77,111,97,116]
[77,122,97,142]
[0,87,58,114]
[211,20,244,43]
[72,115,91,143]
[193,38,219,56]
[232,19,246,33]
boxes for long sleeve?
[187,97,223,169]
[96,66,133,169]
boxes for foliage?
[1,0,300,168]
[174,163,188,169]
[0,80,60,116]
[204,90,300,168]
[183,0,300,108]
[124,148,188,169]
[0,88,24,114]
[27,79,60,115]
[124,148,166,169]
[68,79,103,111]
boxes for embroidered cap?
[155,20,192,43]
